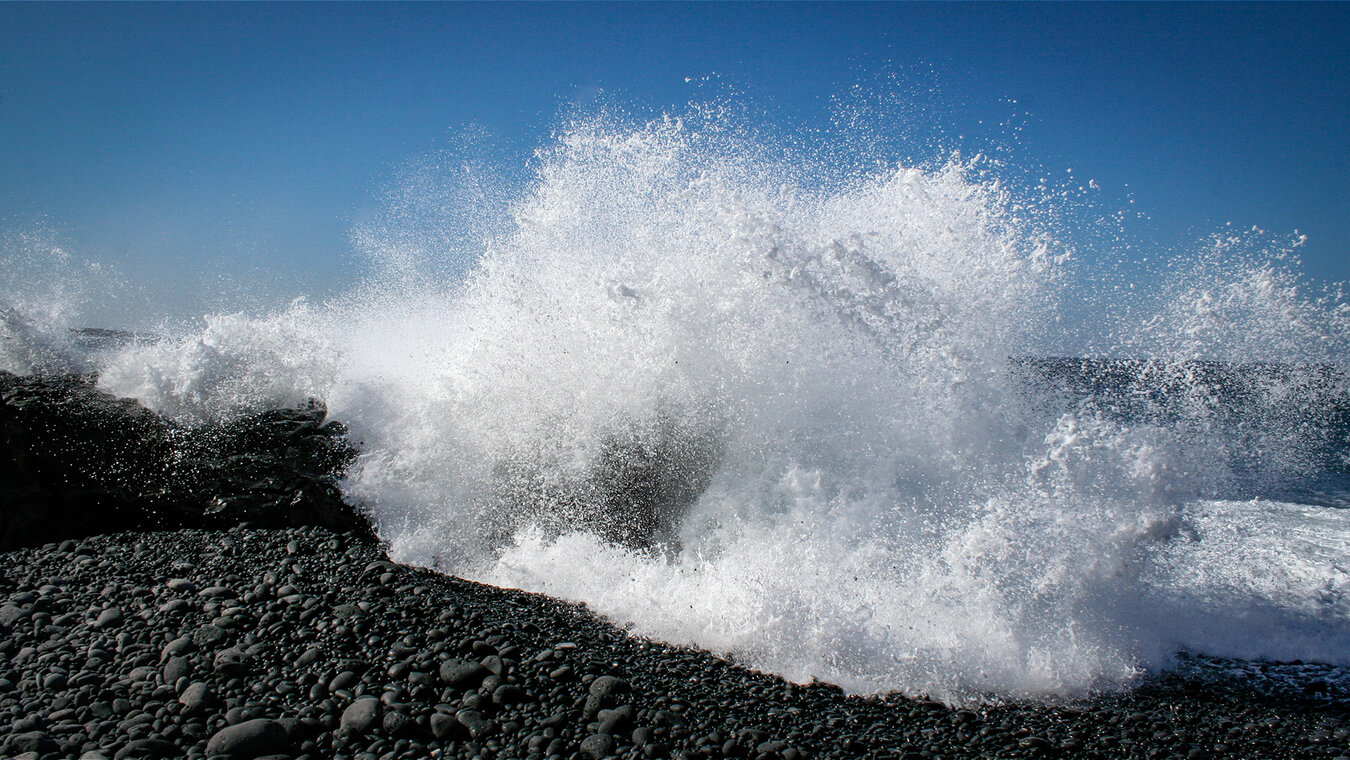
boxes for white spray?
[22,111,1347,703]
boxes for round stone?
[438,658,487,688]
[204,718,288,758]
[580,733,616,760]
[93,607,123,629]
[589,675,630,700]
[340,697,382,736]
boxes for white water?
[9,111,1350,703]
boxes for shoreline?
[1,525,1346,760]
[3,370,1349,758]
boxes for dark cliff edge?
[0,371,376,552]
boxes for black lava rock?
[204,718,288,758]
[580,732,616,759]
[439,658,488,688]
[340,697,382,736]
[0,523,1343,760]
[0,372,373,550]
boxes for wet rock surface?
[0,525,1346,760]
[0,371,372,551]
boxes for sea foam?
[33,109,1350,703]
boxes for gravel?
[0,524,1346,760]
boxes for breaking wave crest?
[13,108,1350,703]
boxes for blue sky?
[1,2,1347,325]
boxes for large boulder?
[0,371,374,550]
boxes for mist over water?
[6,104,1350,703]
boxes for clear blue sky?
[2,2,1347,324]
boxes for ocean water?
[4,110,1350,704]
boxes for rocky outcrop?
[0,372,373,550]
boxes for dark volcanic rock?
[439,658,488,688]
[589,674,630,700]
[92,605,124,628]
[204,718,288,758]
[0,524,1343,760]
[4,730,58,756]
[579,731,616,759]
[113,738,178,758]
[429,712,462,740]
[340,697,382,736]
[178,682,214,714]
[0,372,373,550]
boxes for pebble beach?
[2,524,1348,760]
